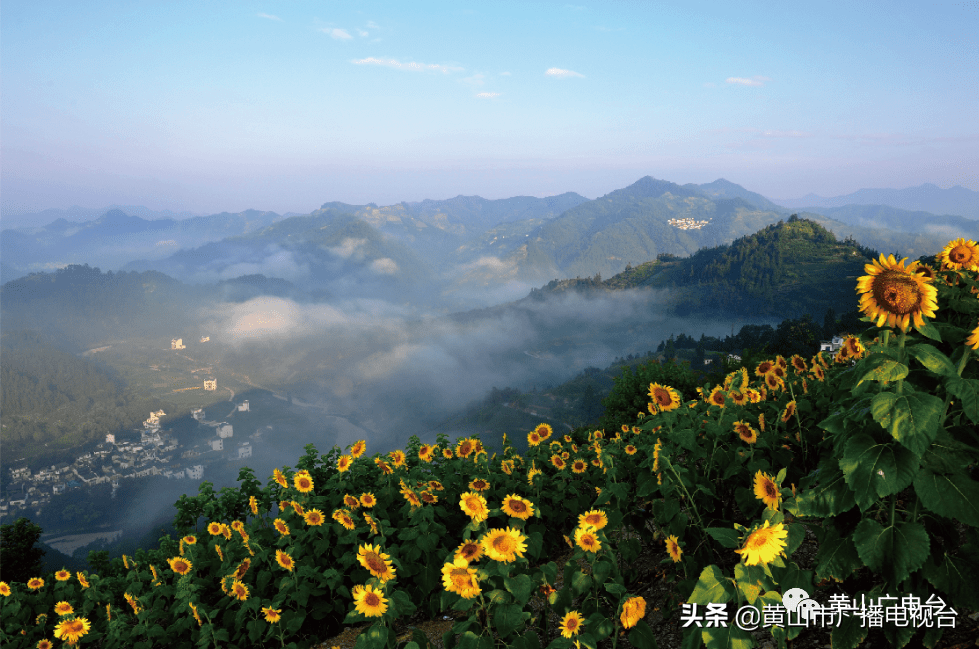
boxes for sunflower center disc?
[874,271,921,315]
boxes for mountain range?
[775,183,979,219]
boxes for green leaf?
[687,565,734,605]
[914,469,979,526]
[814,526,863,582]
[852,519,929,587]
[571,570,592,596]
[628,620,658,649]
[790,466,856,518]
[494,603,526,638]
[603,582,627,595]
[946,377,979,425]
[913,317,942,341]
[704,527,741,549]
[504,575,533,605]
[671,429,697,451]
[909,344,957,377]
[839,434,919,511]
[831,612,869,649]
[701,624,753,649]
[871,391,942,456]
[486,589,510,605]
[856,354,909,386]
[921,545,979,609]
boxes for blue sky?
[2,0,977,216]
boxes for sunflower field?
[1,240,978,649]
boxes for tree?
[823,307,837,339]
[0,517,46,584]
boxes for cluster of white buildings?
[1,401,255,520]
[667,217,711,230]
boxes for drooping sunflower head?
[276,549,294,571]
[753,470,781,510]
[811,365,826,381]
[844,337,865,358]
[939,238,979,271]
[273,468,288,488]
[967,320,979,350]
[781,400,797,423]
[501,494,535,520]
[665,535,683,562]
[856,254,939,332]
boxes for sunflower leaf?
[913,317,942,341]
[688,564,734,605]
[504,574,532,605]
[908,344,957,377]
[852,518,929,588]
[870,391,942,457]
[814,526,862,582]
[856,354,909,386]
[704,527,741,548]
[839,434,919,511]
[914,468,979,526]
[628,621,659,649]
[945,376,979,424]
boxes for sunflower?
[376,459,393,475]
[574,527,602,553]
[482,527,528,562]
[856,254,939,331]
[571,459,588,474]
[625,445,637,455]
[54,601,74,616]
[337,455,352,472]
[0,582,9,597]
[53,617,91,644]
[402,489,422,508]
[578,510,608,530]
[273,518,290,536]
[745,388,762,403]
[527,465,543,485]
[729,390,748,406]
[418,444,433,462]
[230,579,249,601]
[535,423,554,439]
[262,606,282,623]
[939,238,979,271]
[844,337,866,358]
[666,535,683,562]
[389,450,407,468]
[183,535,197,546]
[620,596,646,629]
[188,601,203,626]
[351,439,367,458]
[707,386,727,408]
[275,549,294,571]
[232,558,250,580]
[358,543,396,581]
[456,438,475,458]
[460,492,489,522]
[355,493,375,509]
[441,557,481,599]
[968,321,979,350]
[304,508,325,526]
[421,490,438,504]
[338,511,356,530]
[734,421,758,444]
[753,470,781,510]
[501,494,535,520]
[758,413,766,432]
[781,400,797,423]
[294,472,314,493]
[291,501,305,516]
[469,478,491,492]
[443,448,454,459]
[790,355,808,373]
[755,360,774,377]
[811,365,826,381]
[764,372,783,391]
[527,431,542,446]
[168,557,192,575]
[736,521,789,566]
[560,611,585,638]
[249,495,258,515]
[341,494,359,510]
[214,544,224,561]
[647,383,682,412]
[363,513,380,535]
[273,468,288,488]
[37,640,53,649]
[429,480,445,491]
[54,569,70,582]
[551,454,567,470]
[354,585,388,617]
[455,540,484,563]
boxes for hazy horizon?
[2,0,976,217]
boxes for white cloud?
[476,92,501,98]
[703,82,716,88]
[370,258,399,275]
[366,21,380,29]
[351,57,464,74]
[500,71,511,76]
[322,28,353,40]
[257,13,282,21]
[725,76,772,86]
[761,130,809,138]
[545,67,584,78]
[357,29,369,37]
